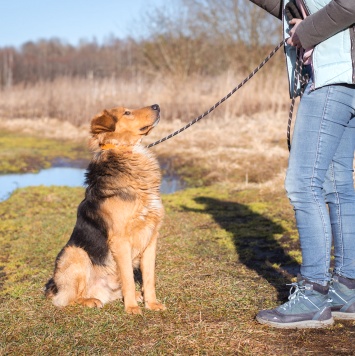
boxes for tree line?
[0,0,282,88]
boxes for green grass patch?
[0,130,89,173]
[1,185,354,355]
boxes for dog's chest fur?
[87,145,164,255]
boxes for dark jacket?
[250,0,355,49]
[250,0,355,91]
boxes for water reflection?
[0,167,185,202]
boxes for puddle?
[0,164,186,202]
[0,167,85,201]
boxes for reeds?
[0,65,292,185]
[0,59,289,124]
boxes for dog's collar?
[100,143,117,150]
[100,143,133,154]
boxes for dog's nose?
[151,104,160,111]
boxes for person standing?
[249,0,355,328]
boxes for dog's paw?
[145,301,166,311]
[125,305,143,315]
[77,298,103,308]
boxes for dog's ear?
[91,110,118,134]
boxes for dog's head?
[90,104,160,148]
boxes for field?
[1,69,355,355]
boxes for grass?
[1,184,355,355]
[0,56,292,183]
[0,106,292,185]
[0,54,289,126]
[0,130,89,173]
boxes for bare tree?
[1,48,14,88]
[138,0,281,76]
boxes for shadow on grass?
[183,196,300,301]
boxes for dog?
[45,104,166,315]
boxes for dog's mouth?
[140,115,160,134]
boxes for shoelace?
[281,282,321,311]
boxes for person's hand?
[287,18,303,48]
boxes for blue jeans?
[285,79,355,286]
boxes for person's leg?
[256,82,355,328]
[323,117,355,279]
[285,82,355,285]
[323,115,355,320]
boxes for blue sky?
[0,0,167,48]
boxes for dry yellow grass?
[0,110,292,190]
[0,53,289,125]
[0,62,293,186]
[147,110,291,184]
[0,60,289,184]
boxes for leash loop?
[146,40,285,149]
[287,48,309,151]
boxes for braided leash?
[146,40,285,149]
[287,48,309,151]
[287,49,302,151]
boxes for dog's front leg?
[140,233,166,311]
[112,240,142,315]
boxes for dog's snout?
[151,104,160,111]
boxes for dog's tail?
[44,277,58,298]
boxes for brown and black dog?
[45,104,165,314]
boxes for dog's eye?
[124,111,131,116]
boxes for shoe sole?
[332,312,355,320]
[256,316,334,329]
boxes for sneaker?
[329,274,355,320]
[256,275,333,329]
